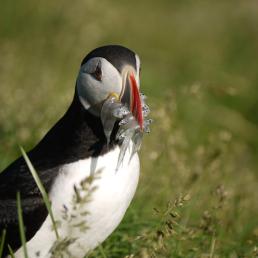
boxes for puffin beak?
[120,72,143,131]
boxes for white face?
[76,56,141,115]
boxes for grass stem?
[8,245,15,258]
[209,236,216,258]
[0,229,6,258]
[98,244,107,258]
[20,146,59,239]
[16,192,28,258]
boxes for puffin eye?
[90,62,102,81]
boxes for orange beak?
[120,72,143,131]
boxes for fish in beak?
[101,66,151,152]
[101,67,151,169]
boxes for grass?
[7,246,15,258]
[97,245,108,258]
[0,0,258,257]
[16,192,28,258]
[20,146,59,240]
[0,230,6,258]
[18,148,101,257]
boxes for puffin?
[0,45,151,258]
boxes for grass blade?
[209,236,216,258]
[16,192,28,258]
[7,245,15,258]
[0,229,6,258]
[97,244,107,258]
[20,146,59,239]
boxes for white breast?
[14,142,140,258]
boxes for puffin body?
[15,142,139,258]
[0,45,151,257]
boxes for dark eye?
[90,62,102,81]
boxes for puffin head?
[76,45,143,130]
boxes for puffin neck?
[58,92,120,155]
[29,92,119,170]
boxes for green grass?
[0,230,6,258]
[20,147,59,240]
[1,0,258,257]
[16,192,28,258]
[7,245,15,258]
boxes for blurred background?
[0,1,258,257]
